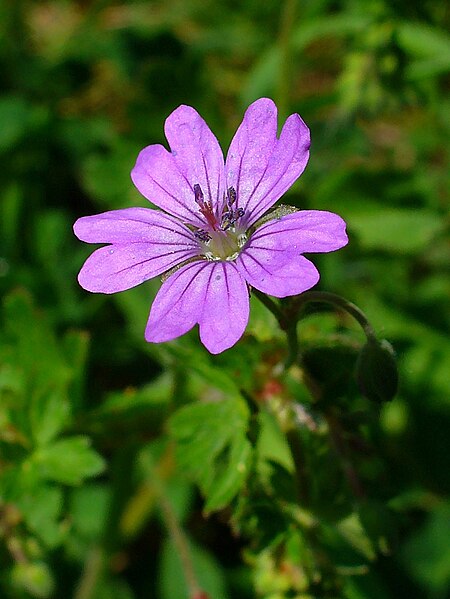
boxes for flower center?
[193,184,247,261]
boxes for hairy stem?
[325,412,366,501]
[285,425,310,506]
[252,289,299,369]
[157,490,202,599]
[290,291,377,340]
[284,322,299,369]
[73,547,104,599]
[252,288,284,322]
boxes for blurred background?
[0,1,449,598]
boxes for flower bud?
[356,338,398,403]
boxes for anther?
[194,229,212,243]
[193,182,219,231]
[194,184,204,206]
[227,187,237,207]
[221,207,245,231]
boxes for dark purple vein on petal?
[111,248,199,276]
[155,261,211,322]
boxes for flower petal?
[74,207,198,244]
[249,210,348,254]
[131,144,205,226]
[225,98,278,208]
[146,261,210,345]
[226,99,310,227]
[198,262,249,354]
[75,209,200,293]
[236,245,320,298]
[146,260,249,354]
[164,105,225,212]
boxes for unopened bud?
[356,338,398,403]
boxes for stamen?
[227,187,237,207]
[193,183,245,258]
[193,183,218,230]
[221,207,245,231]
[194,183,204,206]
[194,229,212,243]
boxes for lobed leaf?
[168,397,252,513]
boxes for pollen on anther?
[227,186,237,206]
[194,229,211,243]
[194,184,204,205]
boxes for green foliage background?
[0,1,449,598]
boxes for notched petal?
[164,105,225,211]
[131,144,203,225]
[226,101,310,228]
[237,249,320,298]
[145,261,211,344]
[146,261,249,354]
[199,262,249,354]
[249,210,348,254]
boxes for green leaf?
[81,143,142,208]
[70,484,110,540]
[11,561,55,599]
[32,436,105,485]
[168,398,252,513]
[115,285,244,398]
[204,432,252,513]
[247,294,280,342]
[336,513,376,561]
[0,363,25,408]
[167,343,244,398]
[18,486,63,548]
[397,22,450,60]
[30,389,71,447]
[256,410,293,475]
[100,372,173,414]
[2,290,72,391]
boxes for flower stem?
[252,288,284,322]
[289,291,377,340]
[284,321,299,369]
[73,547,104,599]
[157,490,203,599]
[325,412,366,501]
[252,289,298,369]
[285,425,310,506]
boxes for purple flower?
[74,98,348,354]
